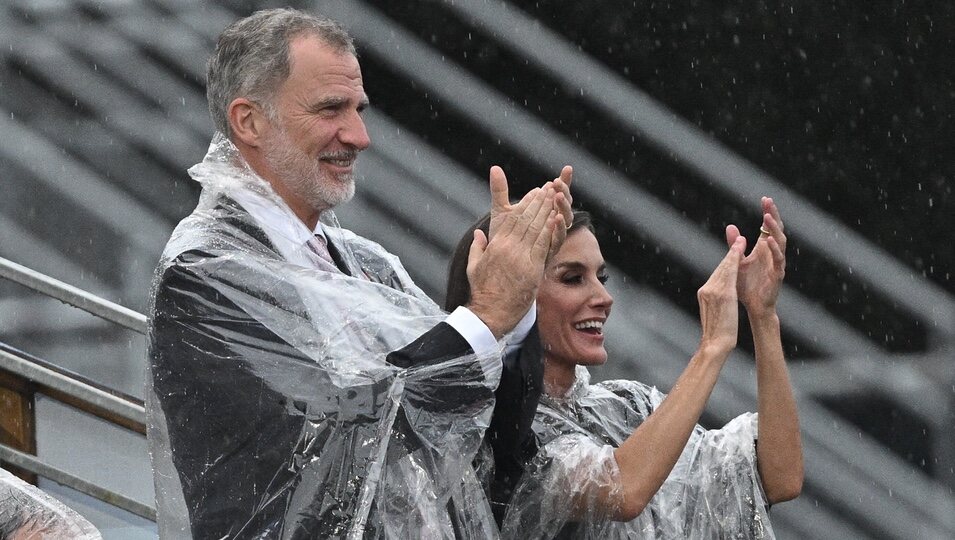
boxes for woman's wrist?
[747,309,780,331]
[744,301,778,319]
[694,340,734,364]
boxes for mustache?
[319,150,359,161]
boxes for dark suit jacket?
[148,201,540,538]
[484,325,544,528]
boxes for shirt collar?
[230,189,324,267]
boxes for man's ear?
[228,97,270,148]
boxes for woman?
[445,201,802,538]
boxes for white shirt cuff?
[504,301,537,356]
[446,306,499,357]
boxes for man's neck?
[237,142,324,230]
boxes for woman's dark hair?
[444,210,594,312]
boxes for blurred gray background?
[0,0,952,538]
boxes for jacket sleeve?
[484,325,544,526]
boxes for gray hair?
[206,8,357,138]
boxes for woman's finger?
[766,236,786,272]
[764,196,784,233]
[706,235,745,287]
[763,213,787,253]
[725,224,742,249]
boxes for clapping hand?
[488,165,573,259]
[697,235,746,355]
[726,197,787,317]
[466,166,572,338]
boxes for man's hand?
[467,167,564,338]
[488,166,573,257]
[726,197,787,317]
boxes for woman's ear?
[228,97,269,148]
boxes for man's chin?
[311,184,355,211]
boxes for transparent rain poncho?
[145,135,503,539]
[0,468,101,539]
[502,367,772,539]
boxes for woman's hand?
[730,197,803,504]
[726,197,787,317]
[697,235,746,356]
[608,235,747,522]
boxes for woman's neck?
[543,356,578,398]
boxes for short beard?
[263,125,356,214]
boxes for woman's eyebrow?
[553,261,587,271]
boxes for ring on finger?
[759,226,771,236]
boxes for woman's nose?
[592,282,614,310]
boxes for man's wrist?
[446,306,499,355]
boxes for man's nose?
[340,112,370,150]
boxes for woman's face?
[537,229,614,369]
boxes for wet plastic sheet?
[146,135,502,539]
[502,367,772,539]
[0,468,101,539]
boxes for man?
[145,8,572,539]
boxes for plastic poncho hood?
[145,135,502,539]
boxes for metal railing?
[0,256,155,521]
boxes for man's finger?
[548,212,568,260]
[510,184,550,237]
[489,166,510,213]
[495,186,539,239]
[531,211,559,261]
[466,229,489,279]
[554,166,574,228]
[523,187,555,241]
[559,165,573,188]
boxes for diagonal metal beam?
[0,257,146,334]
[0,444,154,521]
[441,0,954,338]
[318,0,887,360]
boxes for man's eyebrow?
[309,96,348,110]
[309,95,370,111]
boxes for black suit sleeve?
[385,322,473,368]
[485,325,544,527]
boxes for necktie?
[309,234,339,270]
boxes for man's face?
[262,35,370,215]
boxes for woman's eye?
[561,274,583,285]
[598,273,610,284]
